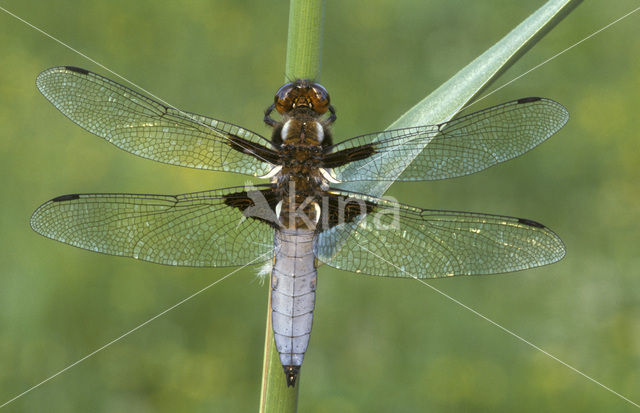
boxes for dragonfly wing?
[37,66,279,177]
[31,185,279,267]
[324,98,568,182]
[315,190,565,277]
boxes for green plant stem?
[258,289,298,412]
[285,0,325,80]
[259,1,325,412]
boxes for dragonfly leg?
[264,103,278,127]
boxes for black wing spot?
[517,97,541,104]
[518,217,545,228]
[64,66,90,75]
[227,134,280,164]
[321,143,376,169]
[321,193,377,229]
[223,188,280,228]
[52,194,80,202]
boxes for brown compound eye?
[274,82,296,114]
[309,83,330,114]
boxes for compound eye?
[310,84,330,114]
[274,83,296,114]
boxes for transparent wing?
[30,186,278,267]
[37,66,279,177]
[324,98,568,182]
[316,190,565,277]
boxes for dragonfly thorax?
[281,118,325,144]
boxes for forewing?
[31,186,278,267]
[315,190,565,277]
[37,66,279,177]
[324,98,568,182]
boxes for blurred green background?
[1,0,639,411]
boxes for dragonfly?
[31,66,568,387]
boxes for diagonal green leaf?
[341,0,582,197]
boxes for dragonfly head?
[274,79,330,116]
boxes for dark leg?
[327,105,337,125]
[264,104,278,127]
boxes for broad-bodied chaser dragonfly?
[31,66,568,386]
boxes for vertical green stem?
[285,0,325,80]
[258,1,325,412]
